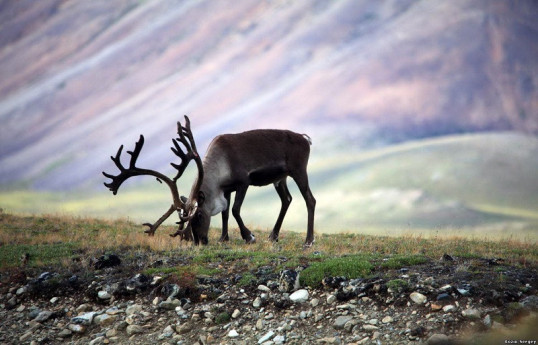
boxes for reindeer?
[103,116,316,246]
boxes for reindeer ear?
[197,191,206,206]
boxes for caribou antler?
[171,116,204,188]
[102,116,203,238]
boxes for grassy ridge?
[1,213,536,273]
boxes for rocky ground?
[1,252,537,345]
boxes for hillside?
[0,0,537,190]
[1,133,537,238]
[0,213,536,344]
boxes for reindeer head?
[103,116,206,243]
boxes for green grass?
[0,213,536,290]
[380,254,428,269]
[300,255,375,288]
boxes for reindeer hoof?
[268,234,279,242]
[246,235,256,244]
[303,241,314,249]
[218,236,229,243]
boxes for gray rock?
[97,290,111,300]
[521,295,538,311]
[94,314,117,326]
[410,292,427,304]
[159,298,181,310]
[57,328,72,338]
[158,325,175,339]
[34,310,53,322]
[426,333,451,345]
[228,329,239,338]
[125,304,143,316]
[289,289,309,303]
[382,316,393,323]
[89,336,105,345]
[175,323,193,334]
[253,297,262,308]
[363,324,379,331]
[232,309,241,318]
[258,330,275,344]
[443,305,456,312]
[333,315,353,330]
[68,323,86,334]
[71,312,96,325]
[462,308,481,319]
[258,285,271,292]
[19,331,32,342]
[326,294,337,304]
[273,335,286,344]
[126,324,145,336]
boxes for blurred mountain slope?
[0,0,537,191]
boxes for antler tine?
[127,135,144,169]
[102,135,146,195]
[170,115,203,184]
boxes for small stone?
[289,289,309,303]
[443,305,456,312]
[126,325,145,336]
[228,329,239,338]
[58,328,72,338]
[431,303,443,311]
[232,309,241,318]
[462,308,481,319]
[159,298,181,310]
[71,312,96,325]
[94,314,117,326]
[253,297,262,308]
[159,325,175,339]
[333,315,353,329]
[363,324,379,331]
[89,336,105,345]
[483,314,492,328]
[68,323,86,334]
[311,298,320,307]
[20,331,33,341]
[274,334,286,344]
[258,330,275,344]
[50,297,59,304]
[76,304,92,313]
[382,316,393,323]
[256,319,264,330]
[175,323,193,334]
[34,310,53,322]
[326,294,337,304]
[410,292,427,304]
[258,285,271,292]
[125,304,143,316]
[426,333,450,345]
[97,291,111,300]
[106,306,123,315]
[16,286,27,295]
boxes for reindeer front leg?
[219,192,231,242]
[231,185,256,244]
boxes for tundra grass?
[0,213,536,273]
